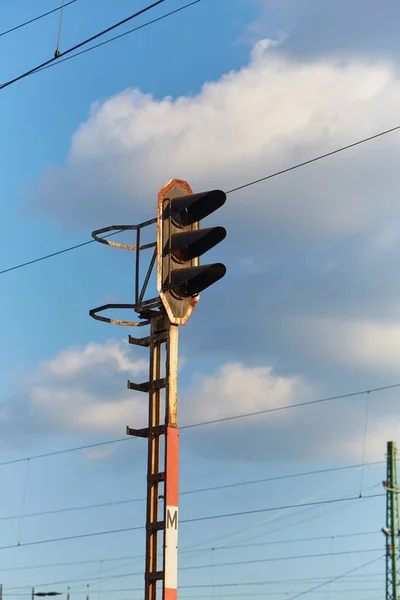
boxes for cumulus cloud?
[2,340,148,442]
[291,317,400,374]
[182,360,400,463]
[184,362,308,424]
[4,337,398,463]
[30,44,400,240]
[22,38,400,461]
[252,0,400,61]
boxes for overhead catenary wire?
[0,0,168,90]
[0,0,78,38]
[359,390,371,496]
[3,589,385,598]
[54,0,66,57]
[2,122,400,276]
[6,548,384,592]
[0,381,398,464]
[37,0,203,75]
[4,548,382,591]
[180,382,400,430]
[0,461,384,521]
[0,492,382,552]
[180,493,383,525]
[286,554,385,600]
[3,573,386,592]
[105,594,383,600]
[179,479,381,559]
[179,548,384,572]
[0,530,380,572]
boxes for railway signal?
[157,178,227,325]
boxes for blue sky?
[0,0,400,599]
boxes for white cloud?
[181,361,400,463]
[6,339,148,441]
[39,339,147,379]
[292,317,400,373]
[183,362,308,424]
[2,338,399,463]
[20,38,400,463]
[31,44,400,238]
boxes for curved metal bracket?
[90,217,159,325]
[92,218,157,250]
[92,225,138,250]
[89,304,150,327]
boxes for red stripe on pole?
[165,427,179,506]
[164,589,177,600]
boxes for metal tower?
[383,441,400,600]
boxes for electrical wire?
[0,230,121,276]
[0,381,398,464]
[179,548,383,572]
[5,573,385,589]
[0,530,379,572]
[2,122,400,275]
[225,124,400,194]
[286,554,384,600]
[180,475,378,559]
[172,595,385,600]
[55,0,66,57]
[4,588,385,598]
[137,594,384,599]
[180,493,383,525]
[6,548,384,591]
[180,382,400,430]
[0,492,382,552]
[36,0,203,74]
[0,461,384,521]
[0,0,167,90]
[0,0,78,38]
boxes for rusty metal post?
[145,313,165,600]
[127,315,179,600]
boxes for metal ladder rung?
[147,571,164,581]
[126,425,165,438]
[147,521,164,532]
[127,378,167,393]
[148,472,165,483]
[129,332,168,347]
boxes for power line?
[174,595,384,600]
[188,530,380,552]
[36,0,203,75]
[0,229,122,276]
[4,589,385,598]
[286,554,384,600]
[2,123,400,275]
[0,0,167,90]
[0,524,142,551]
[7,548,384,591]
[226,124,400,194]
[179,592,385,597]
[179,548,383,572]
[180,382,400,430]
[0,530,380,572]
[0,492,381,552]
[181,493,383,525]
[180,461,384,495]
[6,573,384,590]
[0,436,129,466]
[0,381,397,465]
[0,461,384,521]
[0,0,78,38]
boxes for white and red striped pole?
[164,323,179,600]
